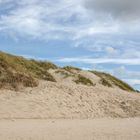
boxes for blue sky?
[0,0,140,90]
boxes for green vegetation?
[91,71,135,92]
[100,78,112,87]
[63,66,81,73]
[0,51,135,92]
[75,74,94,86]
[0,72,38,90]
[31,60,57,70]
[0,51,56,90]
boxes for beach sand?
[0,78,140,140]
[0,118,140,140]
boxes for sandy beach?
[0,58,140,140]
[0,80,140,140]
[0,118,140,140]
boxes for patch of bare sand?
[0,80,140,119]
[0,118,140,140]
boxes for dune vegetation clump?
[75,74,94,86]
[0,51,136,92]
[0,72,38,90]
[63,66,81,73]
[100,78,112,87]
[91,71,135,92]
[0,51,56,90]
[31,60,57,70]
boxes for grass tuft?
[75,74,94,86]
[100,78,112,87]
[63,66,81,73]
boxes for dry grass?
[100,78,112,87]
[0,51,56,90]
[75,74,94,86]
[91,71,135,92]
[0,51,135,92]
[0,72,38,90]
[63,66,81,73]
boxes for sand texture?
[0,79,140,119]
[0,68,140,140]
[0,118,140,140]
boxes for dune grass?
[75,74,94,86]
[0,51,135,92]
[91,71,135,92]
[0,51,56,90]
[63,66,81,73]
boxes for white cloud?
[113,66,126,76]
[0,0,139,40]
[0,0,12,4]
[124,79,140,86]
[57,57,140,65]
[0,3,44,37]
[105,46,118,56]
[0,0,140,62]
[113,66,140,79]
[0,0,85,40]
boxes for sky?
[0,0,140,90]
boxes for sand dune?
[0,80,140,119]
[0,52,140,139]
[1,52,139,119]
[0,80,140,140]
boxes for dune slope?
[0,80,140,119]
[0,51,140,119]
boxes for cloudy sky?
[0,0,140,90]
